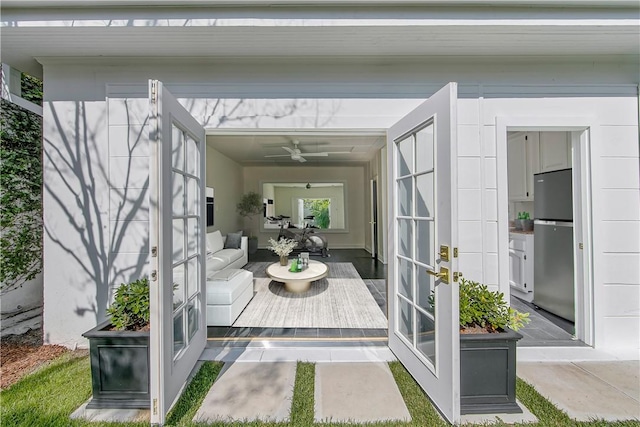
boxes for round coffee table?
[266,259,329,293]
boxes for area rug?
[233,262,388,329]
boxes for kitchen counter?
[509,228,534,235]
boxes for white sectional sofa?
[205,230,248,278]
[205,231,253,326]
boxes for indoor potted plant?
[267,237,298,265]
[457,278,530,414]
[236,191,263,254]
[515,211,533,231]
[82,277,150,409]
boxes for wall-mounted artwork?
[206,187,214,226]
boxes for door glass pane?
[173,264,185,310]
[417,272,435,314]
[172,125,185,172]
[172,172,185,216]
[186,177,199,216]
[187,298,198,341]
[398,296,414,343]
[416,172,434,218]
[187,256,198,298]
[172,219,184,264]
[416,220,435,266]
[397,177,412,217]
[173,311,185,357]
[397,257,413,299]
[417,309,436,364]
[187,218,198,257]
[415,123,434,172]
[397,135,414,177]
[186,135,199,176]
[397,219,412,258]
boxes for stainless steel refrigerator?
[533,168,575,322]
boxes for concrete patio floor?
[72,344,640,424]
[518,360,640,422]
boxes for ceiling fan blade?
[298,156,307,163]
[264,154,291,158]
[282,147,295,155]
[300,152,329,157]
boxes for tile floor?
[510,296,588,347]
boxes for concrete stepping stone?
[193,361,296,423]
[575,360,640,402]
[314,362,411,423]
[518,361,640,421]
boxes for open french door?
[149,80,207,425]
[387,83,460,424]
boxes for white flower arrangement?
[267,237,298,257]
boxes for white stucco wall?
[40,58,639,350]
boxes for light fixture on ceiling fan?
[306,183,311,189]
[263,140,331,163]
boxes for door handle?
[426,267,450,284]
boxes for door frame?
[370,177,379,259]
[496,116,596,346]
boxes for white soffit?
[2,0,640,6]
[1,5,638,76]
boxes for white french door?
[149,80,207,425]
[387,83,460,424]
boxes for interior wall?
[205,145,243,236]
[243,166,366,248]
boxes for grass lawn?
[1,353,638,427]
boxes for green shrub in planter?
[106,277,150,331]
[459,278,529,333]
[83,277,151,409]
[430,277,531,414]
[458,278,530,414]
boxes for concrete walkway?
[315,362,411,423]
[193,361,411,424]
[518,360,640,422]
[193,362,297,423]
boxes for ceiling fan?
[263,140,330,163]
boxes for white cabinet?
[508,131,572,202]
[539,131,571,173]
[507,132,539,201]
[509,233,534,302]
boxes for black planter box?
[83,320,150,409]
[460,327,523,415]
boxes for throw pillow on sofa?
[224,231,243,249]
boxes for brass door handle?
[426,267,450,284]
[426,269,445,279]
